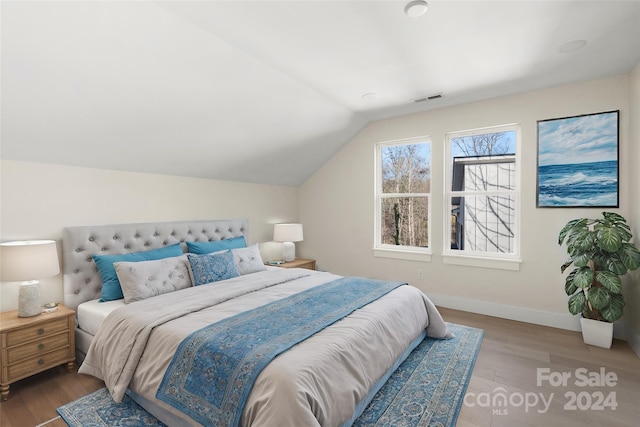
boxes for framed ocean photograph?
[536,110,619,208]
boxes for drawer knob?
[37,328,45,335]
[38,359,44,365]
[38,343,45,350]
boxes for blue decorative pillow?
[94,243,183,302]
[186,236,246,255]
[187,250,240,286]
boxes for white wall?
[626,63,640,355]
[0,160,298,311]
[1,73,635,336]
[300,74,631,332]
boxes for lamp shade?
[0,240,60,282]
[273,223,303,243]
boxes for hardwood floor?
[0,364,102,427]
[441,308,640,427]
[0,308,638,427]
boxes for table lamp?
[0,240,60,317]
[273,223,303,262]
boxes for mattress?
[77,298,125,336]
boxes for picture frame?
[536,110,619,208]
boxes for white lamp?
[273,223,304,262]
[0,240,60,317]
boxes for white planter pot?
[580,317,613,349]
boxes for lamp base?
[282,242,296,262]
[18,280,41,317]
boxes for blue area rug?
[57,323,482,427]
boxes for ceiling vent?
[413,93,443,103]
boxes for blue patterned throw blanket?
[156,277,405,427]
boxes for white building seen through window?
[445,125,520,264]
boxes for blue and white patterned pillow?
[187,250,240,286]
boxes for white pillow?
[114,255,192,303]
[231,244,267,275]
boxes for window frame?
[443,124,522,270]
[374,136,432,262]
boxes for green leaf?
[605,255,627,275]
[596,271,622,293]
[619,242,640,271]
[558,218,587,246]
[592,252,609,271]
[587,287,610,310]
[565,270,578,295]
[612,223,632,241]
[576,231,596,251]
[600,293,625,322]
[568,292,587,315]
[572,252,591,268]
[601,213,631,239]
[602,212,625,223]
[566,229,592,252]
[560,259,574,274]
[573,267,594,289]
[596,227,623,252]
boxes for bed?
[63,219,451,426]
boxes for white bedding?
[76,265,283,337]
[77,298,125,336]
[79,268,451,426]
[75,267,284,359]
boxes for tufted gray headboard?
[62,218,248,312]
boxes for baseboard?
[625,322,640,357]
[428,293,627,341]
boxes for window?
[375,138,431,261]
[445,125,521,268]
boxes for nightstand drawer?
[6,317,68,347]
[7,347,70,382]
[1,305,76,401]
[7,332,69,364]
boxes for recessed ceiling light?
[558,39,587,53]
[405,1,428,18]
[362,93,380,101]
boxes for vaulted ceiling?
[2,1,639,186]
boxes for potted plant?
[558,212,640,348]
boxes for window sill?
[373,248,432,262]
[442,254,521,271]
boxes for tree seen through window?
[380,142,430,248]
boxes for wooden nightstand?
[278,258,316,270]
[0,304,75,401]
